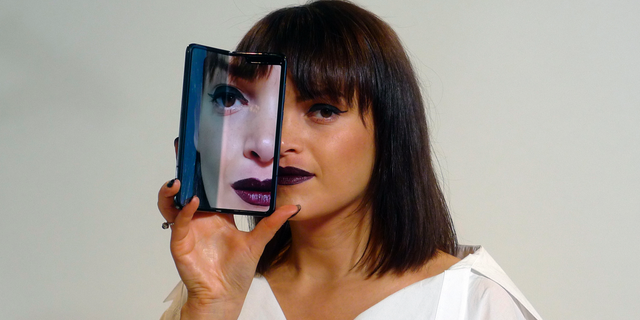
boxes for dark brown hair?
[203,52,271,84]
[240,0,457,276]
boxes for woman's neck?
[277,207,372,282]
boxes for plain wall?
[1,0,638,319]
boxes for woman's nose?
[243,135,274,164]
[280,100,302,156]
[243,109,276,165]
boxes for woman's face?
[276,82,376,220]
[197,64,281,211]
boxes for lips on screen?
[185,48,283,214]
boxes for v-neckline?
[258,271,447,320]
[250,246,481,320]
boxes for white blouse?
[161,246,543,320]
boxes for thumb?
[247,204,300,255]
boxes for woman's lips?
[231,178,272,206]
[231,168,313,206]
[277,166,314,185]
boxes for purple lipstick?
[278,166,314,185]
[231,178,272,206]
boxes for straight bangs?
[236,4,382,111]
[204,52,271,83]
[229,57,271,82]
[203,52,228,83]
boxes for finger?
[248,205,300,255]
[171,195,200,242]
[158,179,181,221]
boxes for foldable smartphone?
[175,44,286,216]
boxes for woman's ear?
[174,137,179,158]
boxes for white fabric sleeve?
[160,281,188,320]
[465,275,531,320]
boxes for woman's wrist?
[180,298,241,320]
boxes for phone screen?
[175,44,286,216]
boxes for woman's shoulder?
[442,245,544,320]
[465,274,532,320]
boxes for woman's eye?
[307,104,346,123]
[208,86,248,115]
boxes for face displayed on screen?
[196,55,280,211]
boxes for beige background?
[1,0,638,319]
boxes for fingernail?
[188,195,196,203]
[289,204,302,219]
[167,179,176,188]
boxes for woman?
[196,52,282,210]
[158,1,543,319]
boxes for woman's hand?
[158,179,299,320]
